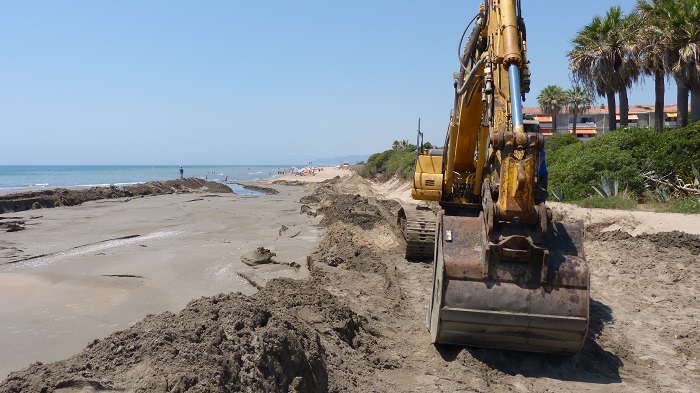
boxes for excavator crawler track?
[398,206,437,261]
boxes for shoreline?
[0,175,328,380]
[0,165,348,196]
[0,164,306,196]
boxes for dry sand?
[1,173,699,392]
[0,183,320,380]
[266,166,353,184]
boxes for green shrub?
[574,195,637,210]
[548,141,641,200]
[545,134,580,154]
[658,197,700,214]
[364,150,394,178]
[360,145,422,180]
[385,151,416,179]
[651,123,700,178]
[545,124,700,201]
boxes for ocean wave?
[113,182,142,187]
[76,183,113,188]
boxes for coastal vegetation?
[547,122,700,212]
[358,122,700,213]
[356,139,433,180]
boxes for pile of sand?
[0,178,232,214]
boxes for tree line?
[557,0,700,133]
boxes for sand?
[2,172,699,392]
[0,183,320,380]
[267,166,353,184]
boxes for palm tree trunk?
[552,111,558,135]
[677,82,689,128]
[607,91,617,131]
[654,68,665,132]
[572,111,578,136]
[691,88,700,124]
[619,88,629,127]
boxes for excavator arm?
[404,0,589,354]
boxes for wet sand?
[0,183,320,379]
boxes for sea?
[0,165,295,195]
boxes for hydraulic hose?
[457,13,484,71]
[458,13,484,72]
[456,57,486,97]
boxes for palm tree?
[637,0,700,126]
[392,140,415,152]
[569,6,639,131]
[566,86,594,136]
[537,85,567,134]
[628,7,668,131]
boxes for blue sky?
[1,0,666,165]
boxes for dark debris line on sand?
[0,178,233,214]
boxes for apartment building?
[523,104,679,137]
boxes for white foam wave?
[75,183,112,188]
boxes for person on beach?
[179,166,184,179]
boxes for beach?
[1,167,699,392]
[0,179,323,380]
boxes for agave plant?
[653,186,673,203]
[549,187,565,202]
[690,165,700,188]
[592,175,620,197]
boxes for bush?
[574,195,638,210]
[360,146,420,180]
[545,134,580,155]
[548,141,642,200]
[660,197,700,214]
[385,151,416,179]
[651,123,700,178]
[546,124,700,202]
[364,150,394,178]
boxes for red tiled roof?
[522,104,678,116]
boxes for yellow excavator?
[401,0,589,354]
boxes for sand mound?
[0,179,232,214]
[0,278,381,393]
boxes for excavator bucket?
[427,212,589,354]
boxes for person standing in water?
[179,166,184,179]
